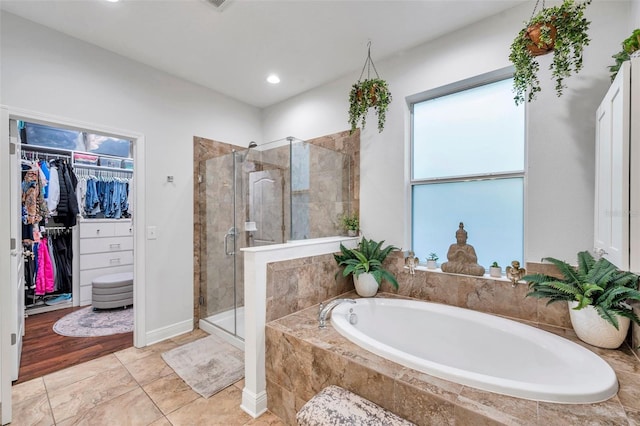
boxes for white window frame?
[407,67,525,261]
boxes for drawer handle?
[96,229,100,234]
[109,258,121,264]
[109,244,121,250]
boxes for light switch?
[146,226,158,240]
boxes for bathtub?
[331,297,618,404]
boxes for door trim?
[0,105,147,421]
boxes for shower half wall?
[193,130,360,345]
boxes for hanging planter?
[509,0,591,105]
[348,42,392,134]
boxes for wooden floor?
[14,306,133,385]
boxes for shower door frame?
[198,149,244,346]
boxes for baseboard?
[145,319,193,346]
[241,388,268,418]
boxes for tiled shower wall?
[193,130,360,326]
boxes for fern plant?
[523,251,640,329]
[334,237,399,289]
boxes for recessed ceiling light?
[105,0,120,3]
[266,74,280,84]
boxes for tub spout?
[318,299,356,329]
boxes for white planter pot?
[426,260,438,270]
[353,273,379,297]
[490,266,502,278]
[568,301,630,349]
[347,229,358,237]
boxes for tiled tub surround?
[263,255,640,425]
[266,293,640,425]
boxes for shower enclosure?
[198,136,353,346]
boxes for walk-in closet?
[11,119,135,383]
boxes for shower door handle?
[224,227,237,255]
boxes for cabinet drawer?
[80,251,133,270]
[80,222,115,238]
[80,236,133,254]
[114,221,133,237]
[80,265,133,286]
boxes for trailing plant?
[334,237,399,289]
[340,213,359,231]
[349,78,392,133]
[509,0,592,105]
[609,29,640,81]
[348,42,392,134]
[523,251,640,329]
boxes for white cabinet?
[594,57,640,272]
[78,219,133,306]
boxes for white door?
[0,110,13,424]
[9,120,25,381]
[594,61,630,269]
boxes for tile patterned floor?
[11,330,285,426]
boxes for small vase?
[426,260,438,270]
[347,229,358,237]
[490,266,502,278]
[353,273,379,297]
[568,301,630,349]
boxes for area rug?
[161,334,244,398]
[53,306,134,337]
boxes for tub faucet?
[318,299,356,329]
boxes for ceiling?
[0,0,527,108]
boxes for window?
[22,122,132,158]
[411,73,525,270]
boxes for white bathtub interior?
[332,297,618,404]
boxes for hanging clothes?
[54,160,79,227]
[21,165,49,225]
[51,231,73,294]
[83,176,130,219]
[34,236,54,295]
[47,161,61,214]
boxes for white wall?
[0,12,262,337]
[263,1,632,264]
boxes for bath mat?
[161,334,244,398]
[53,306,134,337]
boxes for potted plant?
[490,261,502,278]
[609,29,640,81]
[348,78,392,134]
[523,251,640,349]
[340,213,359,237]
[334,237,399,297]
[509,0,592,105]
[426,253,439,270]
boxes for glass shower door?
[199,151,244,339]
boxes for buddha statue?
[440,222,486,276]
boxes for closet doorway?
[0,107,147,425]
